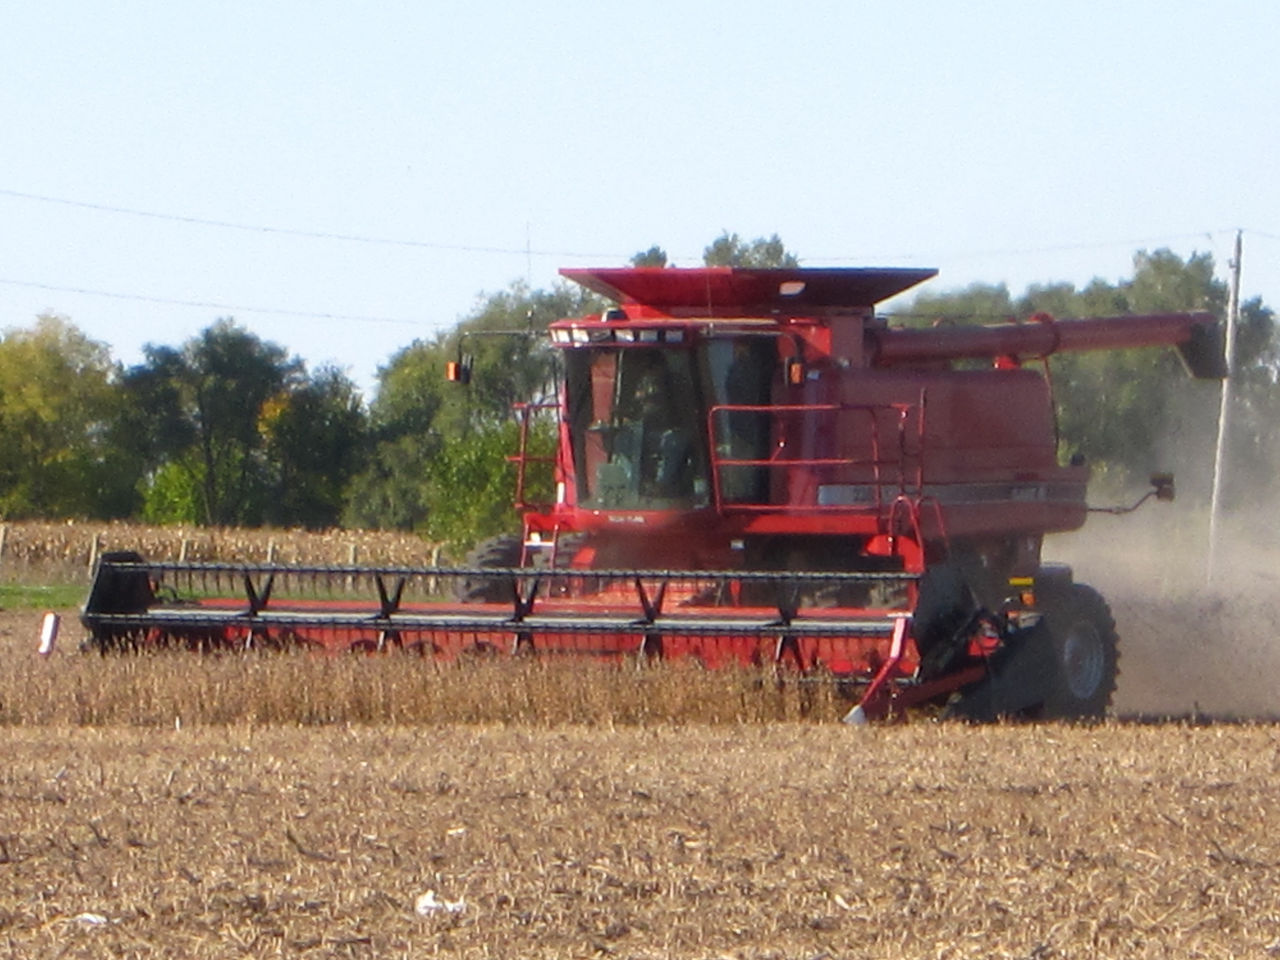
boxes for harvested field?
[4,603,1280,958]
[2,517,1279,957]
[1,723,1278,958]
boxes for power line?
[0,186,1255,266]
[0,187,625,259]
[803,230,1243,266]
[1,188,1266,326]
[0,277,420,326]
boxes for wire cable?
[0,277,420,326]
[803,230,1245,266]
[1,187,1257,266]
[0,187,625,259]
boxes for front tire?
[1041,583,1118,719]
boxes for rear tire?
[456,534,523,603]
[1041,583,1118,719]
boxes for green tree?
[444,281,602,432]
[347,281,601,537]
[909,282,1015,324]
[0,315,137,518]
[341,433,435,532]
[259,366,368,528]
[128,320,304,525]
[139,455,204,525]
[418,422,530,552]
[630,245,669,267]
[702,231,800,268]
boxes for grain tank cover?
[560,267,937,317]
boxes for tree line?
[2,232,1272,555]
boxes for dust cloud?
[1048,508,1280,720]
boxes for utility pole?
[1207,229,1242,586]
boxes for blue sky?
[1,1,1276,396]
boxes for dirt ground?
[1,723,1278,959]
[1051,513,1280,720]
[3,534,1279,959]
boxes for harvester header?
[82,265,1225,723]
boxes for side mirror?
[446,355,473,385]
[1090,471,1177,515]
[1150,472,1175,502]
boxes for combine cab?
[82,267,1225,721]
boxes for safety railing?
[510,401,562,512]
[706,397,926,515]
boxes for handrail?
[510,401,563,511]
[706,399,925,514]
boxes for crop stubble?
[2,603,1280,958]
[0,723,1278,959]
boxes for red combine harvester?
[81,267,1225,721]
